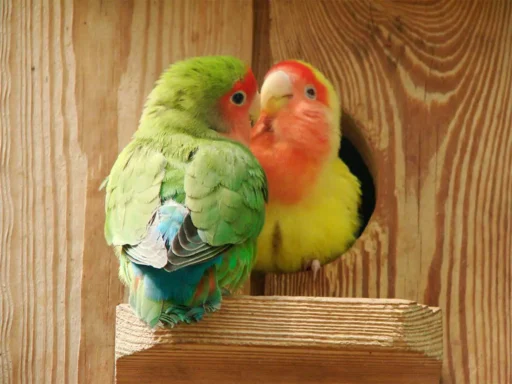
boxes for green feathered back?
[102,55,267,327]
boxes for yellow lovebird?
[249,60,362,277]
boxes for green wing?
[104,143,168,247]
[104,139,267,274]
[185,142,268,247]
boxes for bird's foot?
[203,301,221,313]
[302,259,322,281]
[159,305,205,327]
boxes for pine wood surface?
[115,297,442,384]
[0,1,253,383]
[260,1,512,383]
[1,1,510,383]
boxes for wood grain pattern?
[76,1,254,382]
[1,1,254,383]
[260,1,512,383]
[2,1,510,383]
[115,297,443,384]
[0,1,85,383]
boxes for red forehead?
[267,60,328,104]
[232,68,257,95]
[268,61,316,82]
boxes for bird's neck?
[251,137,331,205]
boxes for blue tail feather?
[127,199,227,327]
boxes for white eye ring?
[231,91,247,106]
[305,85,316,100]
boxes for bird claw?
[303,259,322,281]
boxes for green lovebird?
[101,56,268,328]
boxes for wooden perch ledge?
[115,296,443,384]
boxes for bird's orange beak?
[260,70,293,117]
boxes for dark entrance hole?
[339,111,376,237]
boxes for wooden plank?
[0,0,255,383]
[115,297,443,384]
[0,1,85,383]
[74,1,254,383]
[260,1,512,383]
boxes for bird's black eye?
[305,85,316,100]
[231,91,246,105]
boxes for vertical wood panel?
[261,1,512,383]
[2,1,511,383]
[1,1,85,383]
[1,0,254,383]
[72,1,129,383]
[73,1,254,383]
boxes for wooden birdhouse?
[2,1,510,384]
